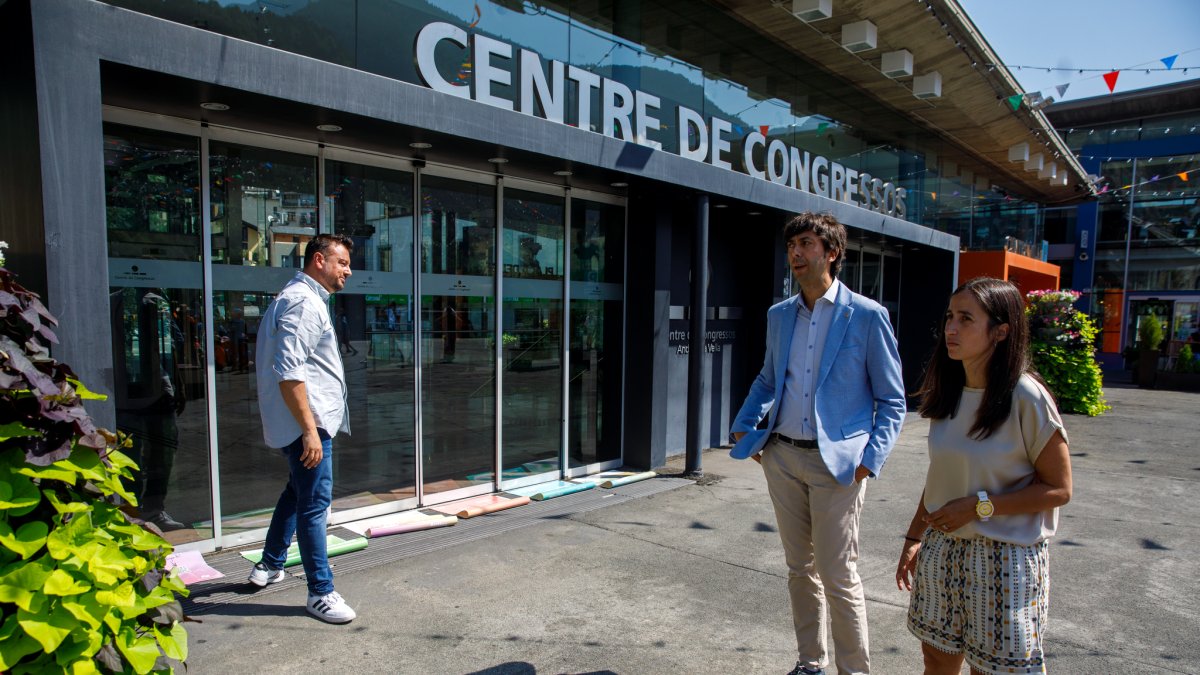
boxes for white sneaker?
[247,562,285,587]
[306,591,356,624]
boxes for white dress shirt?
[773,279,840,440]
[256,271,350,449]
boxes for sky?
[958,0,1200,103]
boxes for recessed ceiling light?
[610,182,628,188]
[713,203,728,209]
[553,170,573,177]
[200,102,229,111]
[748,211,761,215]
[316,124,342,132]
[409,142,432,149]
[487,157,509,164]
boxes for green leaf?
[0,632,42,671]
[84,542,136,586]
[0,553,52,593]
[95,581,136,609]
[46,511,94,560]
[44,489,91,514]
[0,471,41,512]
[53,629,104,668]
[153,621,188,662]
[17,462,79,483]
[17,602,77,653]
[56,448,106,482]
[0,421,39,440]
[61,596,107,631]
[45,568,91,596]
[66,378,108,401]
[115,626,162,675]
[0,520,49,559]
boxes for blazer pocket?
[841,417,872,439]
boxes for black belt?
[772,433,818,449]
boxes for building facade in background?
[1046,81,1200,367]
[2,0,1090,553]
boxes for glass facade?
[103,118,625,548]
[102,0,1069,244]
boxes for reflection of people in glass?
[336,309,357,356]
[228,307,248,372]
[518,236,542,277]
[110,288,185,532]
[441,300,458,363]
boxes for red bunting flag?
[1103,70,1120,93]
[759,125,770,137]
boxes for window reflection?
[104,124,211,545]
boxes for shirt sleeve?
[271,297,324,383]
[1018,377,1068,465]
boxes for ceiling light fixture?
[713,203,728,209]
[610,182,628,188]
[553,170,573,176]
[200,102,229,111]
[316,124,342,132]
[487,157,509,164]
[409,142,433,149]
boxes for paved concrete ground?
[185,384,1200,674]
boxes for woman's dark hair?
[915,277,1042,439]
[304,233,355,268]
[782,212,846,277]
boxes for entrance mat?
[574,470,658,488]
[239,534,368,567]
[430,494,531,518]
[338,510,458,538]
[179,477,691,615]
[507,480,595,501]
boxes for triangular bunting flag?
[1180,172,1190,182]
[816,122,829,136]
[759,125,770,137]
[1006,94,1022,111]
[1056,83,1070,98]
[1162,55,1178,70]
[1103,70,1120,93]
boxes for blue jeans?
[262,430,334,596]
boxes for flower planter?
[1154,371,1200,392]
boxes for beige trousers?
[762,438,869,675]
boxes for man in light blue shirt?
[731,213,906,675]
[249,233,357,624]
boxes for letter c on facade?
[415,22,471,99]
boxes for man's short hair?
[782,212,847,278]
[304,233,355,268]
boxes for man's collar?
[819,278,841,305]
[295,270,331,301]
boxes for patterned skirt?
[907,528,1050,674]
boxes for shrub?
[1138,314,1164,351]
[1026,289,1109,416]
[1176,344,1197,374]
[0,266,189,673]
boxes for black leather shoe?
[787,664,825,675]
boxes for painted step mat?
[340,510,458,538]
[240,534,368,567]
[573,470,658,488]
[429,494,531,518]
[506,480,595,501]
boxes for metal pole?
[684,194,709,476]
[1119,159,1137,353]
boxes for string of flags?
[1000,50,1197,111]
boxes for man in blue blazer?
[731,213,905,675]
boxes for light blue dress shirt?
[773,279,840,440]
[256,271,350,449]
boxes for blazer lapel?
[772,296,800,416]
[817,285,854,388]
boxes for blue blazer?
[730,282,906,485]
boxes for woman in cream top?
[896,277,1072,675]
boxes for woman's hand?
[923,496,977,533]
[896,539,921,591]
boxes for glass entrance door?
[500,186,565,489]
[419,173,497,500]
